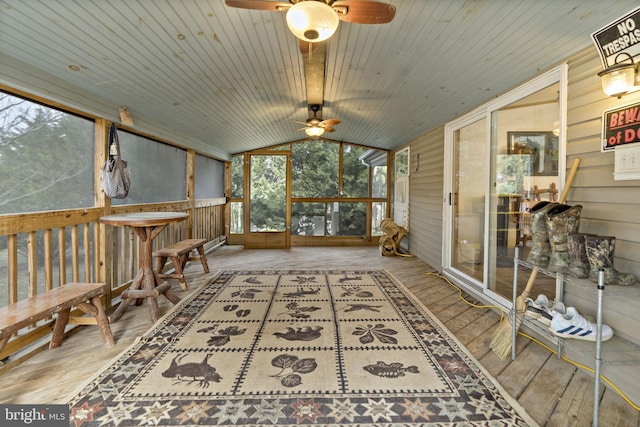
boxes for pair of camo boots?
[525,201,635,286]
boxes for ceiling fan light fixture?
[305,126,325,137]
[286,1,339,43]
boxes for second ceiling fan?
[294,104,341,137]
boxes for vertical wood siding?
[565,48,640,277]
[405,127,445,271]
[562,47,640,405]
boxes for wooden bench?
[153,238,209,290]
[0,283,115,355]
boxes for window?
[292,202,326,236]
[194,154,224,199]
[329,202,367,236]
[230,155,244,235]
[342,145,369,198]
[231,155,243,199]
[111,131,187,205]
[0,91,94,214]
[292,141,338,198]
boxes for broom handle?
[558,158,581,205]
[519,157,581,301]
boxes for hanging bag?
[102,123,131,199]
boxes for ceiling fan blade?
[324,126,336,132]
[295,127,308,132]
[333,1,396,24]
[292,120,310,126]
[224,0,290,12]
[321,118,341,126]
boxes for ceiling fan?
[294,104,341,137]
[224,0,396,42]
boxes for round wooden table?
[100,212,188,323]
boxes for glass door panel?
[488,82,560,300]
[245,152,290,249]
[451,118,487,282]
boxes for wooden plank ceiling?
[0,1,638,160]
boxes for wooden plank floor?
[0,246,638,426]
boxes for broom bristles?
[490,307,525,360]
[490,270,538,359]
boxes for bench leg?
[90,296,115,347]
[0,335,10,355]
[196,245,210,273]
[50,308,71,349]
[171,255,188,291]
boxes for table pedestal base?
[109,266,181,323]
[108,224,182,323]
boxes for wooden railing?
[0,199,226,366]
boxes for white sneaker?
[525,294,566,326]
[549,307,613,341]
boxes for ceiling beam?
[300,41,327,108]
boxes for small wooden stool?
[154,239,209,290]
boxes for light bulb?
[305,126,325,137]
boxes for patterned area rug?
[67,270,536,426]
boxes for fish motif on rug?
[363,361,420,378]
[67,270,537,426]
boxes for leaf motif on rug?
[278,301,322,318]
[67,270,537,426]
[197,324,248,347]
[270,354,318,387]
[352,323,399,345]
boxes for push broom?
[490,157,581,360]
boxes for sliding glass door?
[444,66,565,306]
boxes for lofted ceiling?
[0,1,637,160]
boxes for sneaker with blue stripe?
[549,307,613,341]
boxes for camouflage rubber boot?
[567,233,592,278]
[525,201,558,268]
[545,204,582,273]
[585,235,636,285]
